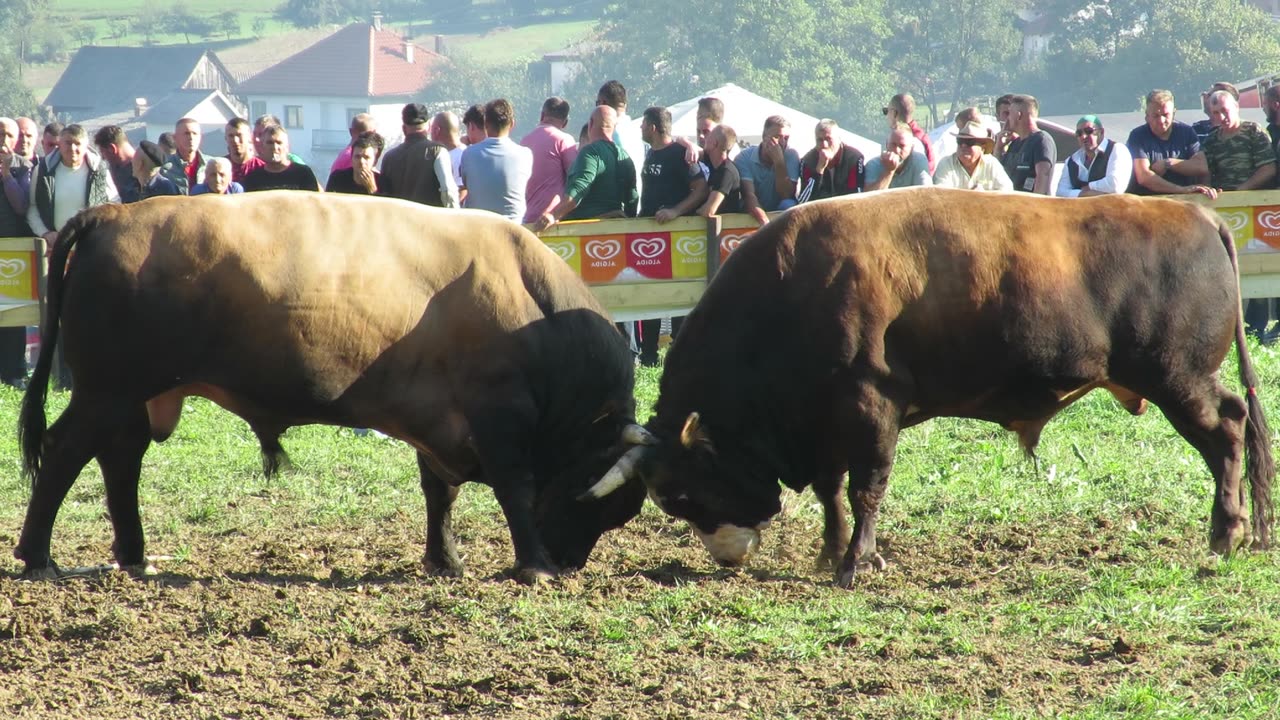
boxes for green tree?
[216,11,242,40]
[276,0,367,29]
[882,0,1022,126]
[165,3,216,43]
[1021,0,1280,113]
[559,0,897,137]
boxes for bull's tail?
[1220,219,1275,548]
[18,214,95,486]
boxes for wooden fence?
[3,190,1280,329]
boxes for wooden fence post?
[705,215,722,282]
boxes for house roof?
[216,27,342,83]
[236,22,442,98]
[44,46,223,116]
[137,88,240,124]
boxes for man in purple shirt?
[329,113,376,175]
[519,97,578,224]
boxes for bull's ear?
[680,412,713,451]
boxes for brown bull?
[588,188,1274,587]
[17,192,645,583]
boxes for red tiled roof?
[237,23,442,98]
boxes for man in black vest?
[380,103,459,208]
[1055,115,1133,197]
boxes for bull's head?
[582,412,780,567]
[535,419,649,570]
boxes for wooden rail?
[3,190,1280,329]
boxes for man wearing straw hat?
[932,122,1013,191]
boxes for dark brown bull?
[16,192,645,583]
[587,188,1274,587]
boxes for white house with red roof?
[236,13,444,180]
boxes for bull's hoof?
[119,563,158,578]
[515,567,555,585]
[21,565,61,581]
[423,555,465,577]
[834,553,887,589]
[1210,520,1250,556]
[815,544,849,572]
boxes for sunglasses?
[1076,127,1098,136]
[957,138,984,147]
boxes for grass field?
[1,346,1279,718]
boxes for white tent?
[633,83,881,159]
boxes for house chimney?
[134,97,148,117]
[434,34,446,55]
[404,40,414,64]
[372,12,383,31]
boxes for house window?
[250,101,266,121]
[285,105,304,129]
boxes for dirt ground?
[1,487,1262,720]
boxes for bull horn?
[623,423,659,446]
[579,445,649,501]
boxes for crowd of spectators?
[5,78,1280,383]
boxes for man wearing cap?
[932,123,1013,191]
[380,102,458,207]
[133,141,182,199]
[1126,89,1215,197]
[884,93,936,174]
[797,119,865,202]
[1055,115,1133,197]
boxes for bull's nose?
[695,525,761,566]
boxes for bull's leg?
[417,452,464,576]
[14,398,104,578]
[1151,381,1251,554]
[835,396,900,588]
[491,478,555,584]
[812,471,850,571]
[96,404,153,573]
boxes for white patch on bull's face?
[694,525,762,566]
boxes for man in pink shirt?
[519,97,578,224]
[329,113,376,174]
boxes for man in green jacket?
[532,105,637,230]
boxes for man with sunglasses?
[933,122,1013,191]
[1056,115,1133,197]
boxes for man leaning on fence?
[1125,89,1214,197]
[0,117,34,388]
[532,105,637,231]
[736,115,800,225]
